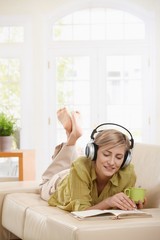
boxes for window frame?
[0,15,34,149]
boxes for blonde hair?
[94,129,131,151]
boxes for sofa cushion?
[1,143,160,240]
[0,181,39,240]
[132,143,160,188]
[2,193,160,240]
[132,143,160,207]
[24,207,160,240]
[2,193,47,239]
[24,206,72,240]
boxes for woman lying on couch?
[40,108,145,211]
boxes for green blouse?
[48,156,136,211]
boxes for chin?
[104,170,116,177]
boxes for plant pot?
[0,136,13,152]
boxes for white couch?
[0,143,160,240]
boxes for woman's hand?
[87,193,146,211]
[106,192,137,210]
[136,197,147,209]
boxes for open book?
[71,209,152,220]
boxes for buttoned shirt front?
[48,156,136,211]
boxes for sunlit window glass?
[55,56,90,145]
[52,8,145,41]
[0,58,21,121]
[0,26,24,43]
[106,55,142,141]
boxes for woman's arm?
[86,192,136,211]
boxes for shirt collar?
[109,173,119,186]
[91,162,97,181]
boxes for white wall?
[0,0,160,180]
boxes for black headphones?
[85,123,134,168]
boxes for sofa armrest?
[146,184,160,208]
[0,181,39,240]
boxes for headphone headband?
[90,123,134,149]
[85,122,134,167]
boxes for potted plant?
[0,112,17,152]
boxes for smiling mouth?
[104,165,115,171]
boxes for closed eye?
[116,155,124,160]
[103,153,110,157]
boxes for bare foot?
[57,108,72,136]
[66,111,83,146]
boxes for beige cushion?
[0,181,39,240]
[2,193,160,240]
[1,143,160,240]
[2,192,46,239]
[24,206,71,240]
[25,208,160,240]
[132,143,160,207]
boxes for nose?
[108,155,115,165]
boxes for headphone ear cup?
[85,142,98,160]
[121,150,132,168]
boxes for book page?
[71,209,152,219]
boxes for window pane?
[52,8,145,41]
[73,9,90,24]
[124,56,142,79]
[0,27,24,43]
[61,15,73,24]
[0,27,9,42]
[91,25,105,40]
[106,23,123,40]
[53,25,72,41]
[91,8,106,24]
[106,9,124,23]
[124,12,143,23]
[124,23,145,39]
[0,58,21,120]
[55,56,90,146]
[106,55,142,140]
[0,157,18,178]
[73,25,90,40]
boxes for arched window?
[52,8,145,41]
[47,7,154,150]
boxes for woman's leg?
[40,108,82,200]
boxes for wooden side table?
[0,150,35,181]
